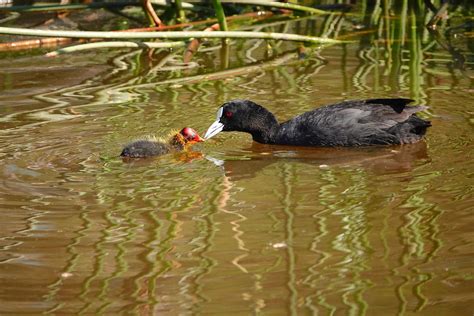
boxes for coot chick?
[121,127,204,158]
[204,99,431,146]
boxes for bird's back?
[276,99,430,146]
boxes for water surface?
[0,7,473,315]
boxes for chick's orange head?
[179,127,204,143]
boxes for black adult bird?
[204,99,431,146]
[121,127,204,158]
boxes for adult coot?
[204,99,431,146]
[121,127,204,158]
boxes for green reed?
[212,0,228,31]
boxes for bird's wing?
[336,100,428,129]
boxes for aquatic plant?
[0,0,338,55]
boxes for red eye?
[224,111,233,118]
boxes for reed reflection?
[201,139,438,314]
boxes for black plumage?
[120,140,173,158]
[204,99,431,146]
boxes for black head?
[204,100,279,143]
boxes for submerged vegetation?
[0,0,472,93]
[0,2,470,51]
[0,0,471,111]
[0,0,346,56]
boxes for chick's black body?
[120,140,181,158]
[214,99,431,146]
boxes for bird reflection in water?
[205,141,429,180]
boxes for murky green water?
[1,7,473,315]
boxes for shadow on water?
[0,1,473,315]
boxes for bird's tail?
[410,116,431,136]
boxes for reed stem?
[0,27,345,44]
[0,2,139,12]
[174,0,187,23]
[0,0,327,15]
[186,0,329,15]
[212,0,228,31]
[46,41,186,56]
